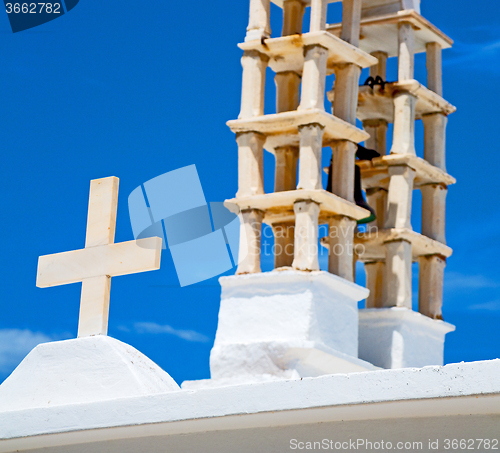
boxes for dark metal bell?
[354,165,376,224]
[363,76,375,88]
[356,144,380,161]
[326,144,380,224]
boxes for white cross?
[36,177,162,338]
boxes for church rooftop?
[0,359,498,452]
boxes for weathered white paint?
[426,41,443,96]
[327,216,356,281]
[272,222,295,268]
[369,50,388,79]
[228,108,370,150]
[385,165,415,229]
[236,131,265,197]
[358,307,455,368]
[239,31,378,74]
[0,359,498,451]
[0,2,487,452]
[275,72,301,113]
[364,260,385,308]
[236,209,263,274]
[297,123,324,190]
[398,21,415,80]
[418,254,446,319]
[274,146,298,192]
[281,0,304,36]
[340,0,362,46]
[0,336,179,414]
[309,0,327,32]
[383,239,413,308]
[366,187,387,229]
[246,0,271,42]
[298,44,328,110]
[207,271,372,383]
[361,0,421,19]
[423,112,448,171]
[357,153,455,191]
[292,200,321,270]
[390,92,417,155]
[330,79,456,124]
[327,11,451,58]
[353,227,452,262]
[225,188,369,223]
[333,63,361,124]
[239,51,268,119]
[421,183,447,244]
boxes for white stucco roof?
[0,336,179,413]
[0,341,498,452]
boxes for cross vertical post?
[78,177,119,337]
[36,177,162,338]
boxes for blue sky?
[0,0,499,383]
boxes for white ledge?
[227,109,369,152]
[225,189,369,223]
[240,31,377,73]
[0,359,499,451]
[327,10,453,57]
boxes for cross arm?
[36,237,162,288]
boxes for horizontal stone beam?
[36,237,162,288]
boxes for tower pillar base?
[358,307,455,369]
